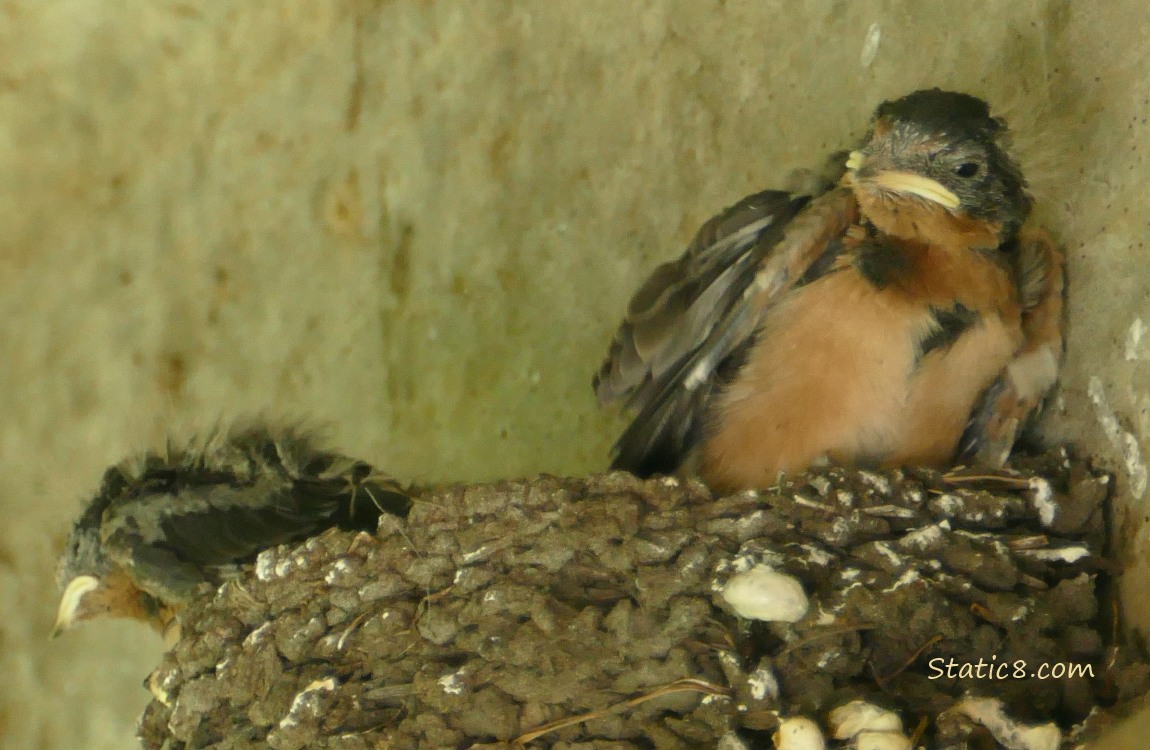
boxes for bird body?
[596,89,1064,492]
[53,422,412,638]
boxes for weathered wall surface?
[0,2,1146,748]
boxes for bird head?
[51,523,116,637]
[51,466,160,637]
[844,88,1031,248]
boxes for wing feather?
[595,185,859,476]
[957,228,1066,465]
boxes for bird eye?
[955,162,981,178]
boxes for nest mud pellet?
[137,449,1147,749]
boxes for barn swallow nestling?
[595,88,1065,492]
[52,422,412,641]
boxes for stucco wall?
[2,2,1147,747]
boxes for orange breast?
[699,246,1021,492]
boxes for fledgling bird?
[595,88,1065,492]
[52,422,412,640]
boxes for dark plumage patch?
[918,303,979,361]
[799,236,848,285]
[874,88,998,142]
[854,242,909,288]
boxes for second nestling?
[52,421,413,644]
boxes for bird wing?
[957,228,1066,466]
[594,185,860,476]
[158,470,412,567]
[99,457,412,604]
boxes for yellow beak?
[50,575,100,638]
[868,170,961,209]
[846,150,961,210]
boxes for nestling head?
[845,88,1031,247]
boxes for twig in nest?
[336,609,375,651]
[512,678,731,746]
[909,715,929,746]
[873,634,943,688]
[774,622,878,656]
[940,471,1030,489]
[1007,535,1049,550]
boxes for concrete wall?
[1,2,1146,747]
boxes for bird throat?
[854,188,1003,251]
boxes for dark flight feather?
[594,181,855,476]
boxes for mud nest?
[138,449,1147,749]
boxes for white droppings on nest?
[881,569,920,593]
[324,558,351,585]
[951,697,1061,750]
[1027,477,1057,527]
[452,568,464,585]
[255,549,278,582]
[862,504,917,519]
[828,516,852,542]
[274,557,294,578]
[714,553,754,584]
[954,530,1010,558]
[680,554,705,576]
[291,553,309,569]
[836,581,865,604]
[461,545,489,564]
[215,657,232,674]
[829,699,904,738]
[735,510,768,535]
[773,716,826,750]
[243,621,272,647]
[437,668,466,696]
[835,489,854,505]
[1088,375,1148,499]
[873,542,903,568]
[900,520,948,550]
[794,494,836,513]
[720,547,784,577]
[808,476,832,497]
[660,475,680,487]
[482,590,499,603]
[904,488,924,504]
[933,494,963,514]
[1018,546,1090,563]
[747,662,779,701]
[149,669,176,707]
[721,564,810,622]
[279,677,336,729]
[1125,318,1145,361]
[1011,604,1030,622]
[840,568,861,581]
[858,471,891,494]
[816,649,839,669]
[815,607,836,625]
[717,650,742,676]
[800,544,833,567]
